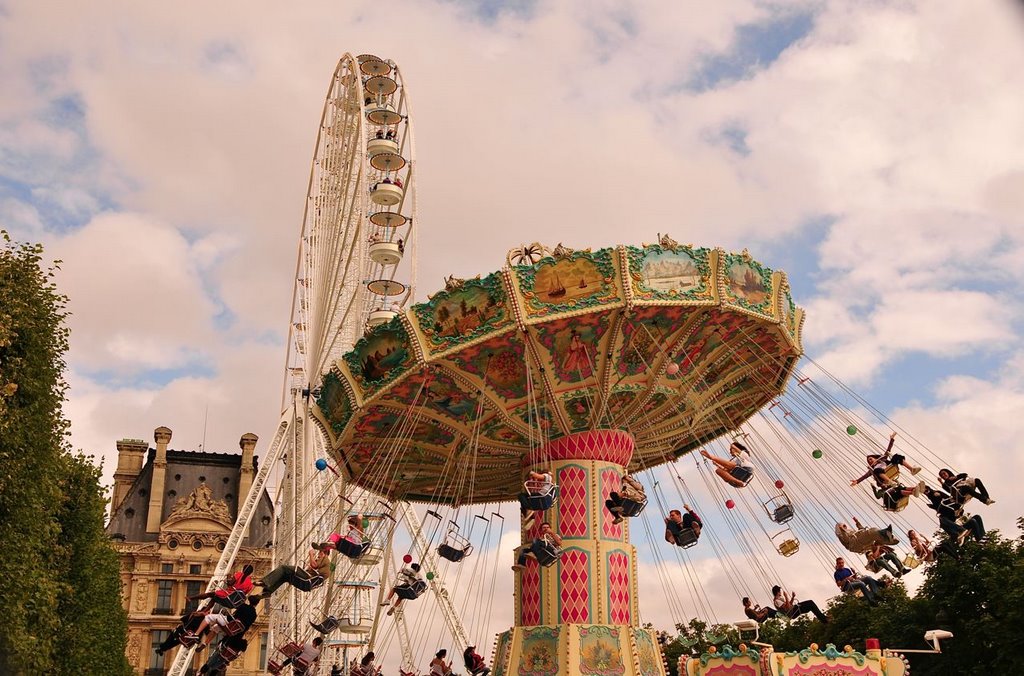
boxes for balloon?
[726,499,735,509]
[775,479,785,489]
[812,449,823,459]
[666,362,680,375]
[402,554,413,564]
[426,572,435,581]
[846,425,858,435]
[315,458,328,471]
[362,518,370,529]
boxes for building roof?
[106,447,275,547]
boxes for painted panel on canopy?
[603,385,646,424]
[513,247,621,320]
[632,628,662,676]
[532,311,612,389]
[316,369,354,439]
[673,309,753,377]
[613,306,696,380]
[518,626,560,676]
[342,321,416,397]
[385,368,483,427]
[719,252,776,317]
[348,404,456,447]
[412,272,512,355]
[561,391,599,433]
[626,244,715,303]
[443,331,529,403]
[481,413,530,447]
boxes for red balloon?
[402,554,413,564]
[775,479,785,489]
[726,499,735,509]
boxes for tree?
[0,233,130,675]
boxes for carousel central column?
[492,429,667,676]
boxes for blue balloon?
[315,458,328,471]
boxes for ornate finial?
[658,232,680,251]
[551,242,574,259]
[506,243,548,267]
[740,248,753,262]
[443,275,465,292]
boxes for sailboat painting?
[532,257,605,304]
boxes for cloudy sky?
[3,0,1024,666]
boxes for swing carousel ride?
[165,52,984,676]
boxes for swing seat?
[883,464,900,482]
[882,496,909,513]
[729,466,754,486]
[267,660,283,674]
[280,642,303,657]
[777,539,800,557]
[311,615,340,633]
[772,504,795,524]
[950,478,975,504]
[865,560,882,574]
[294,656,312,672]
[534,536,563,567]
[903,554,922,569]
[336,538,370,559]
[438,543,472,562]
[672,528,699,549]
[293,569,325,592]
[220,645,241,661]
[519,481,559,511]
[224,618,245,636]
[218,588,247,609]
[394,579,427,600]
[619,496,648,518]
[179,632,200,648]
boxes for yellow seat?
[778,539,800,557]
[883,465,900,481]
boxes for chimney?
[146,426,173,533]
[111,438,148,514]
[238,433,258,508]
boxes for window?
[259,632,269,669]
[184,581,203,612]
[189,564,202,575]
[161,563,173,573]
[156,580,173,611]
[150,630,170,669]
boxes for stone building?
[106,426,275,675]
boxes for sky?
[3,0,1024,669]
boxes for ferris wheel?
[167,52,428,676]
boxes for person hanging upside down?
[865,542,910,578]
[701,442,753,487]
[850,432,922,488]
[382,562,423,616]
[188,564,255,606]
[512,521,563,571]
[772,585,828,622]
[938,468,994,506]
[257,544,333,598]
[463,645,491,675]
[833,558,881,605]
[664,506,702,545]
[741,597,777,623]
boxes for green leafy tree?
[0,233,130,675]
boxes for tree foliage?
[660,521,1024,675]
[0,233,130,675]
